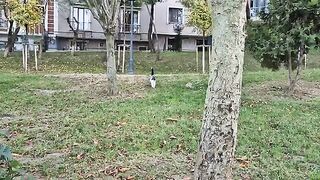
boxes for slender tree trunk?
[66,17,79,56]
[25,24,30,60]
[105,32,118,95]
[39,24,47,59]
[4,21,20,58]
[147,3,155,52]
[202,33,206,74]
[145,2,161,60]
[288,45,303,94]
[71,33,78,56]
[194,0,247,179]
[288,50,294,92]
[39,38,43,59]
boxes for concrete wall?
[52,0,203,52]
[56,3,104,40]
[153,0,200,36]
[182,38,196,51]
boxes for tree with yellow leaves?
[3,0,42,57]
[187,0,212,39]
[9,0,42,35]
[184,0,212,72]
[2,0,20,57]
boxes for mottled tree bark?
[84,0,121,96]
[147,2,155,52]
[4,20,20,58]
[66,17,79,56]
[194,0,247,179]
[105,32,118,95]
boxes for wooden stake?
[122,45,126,73]
[209,46,211,65]
[35,45,38,71]
[304,54,307,69]
[202,45,205,74]
[117,45,121,69]
[196,47,199,72]
[22,44,25,70]
[25,45,28,72]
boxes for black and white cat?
[150,68,156,88]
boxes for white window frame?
[250,0,269,17]
[120,7,141,33]
[167,6,184,24]
[71,6,91,31]
[0,10,7,29]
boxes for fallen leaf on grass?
[77,153,85,160]
[86,174,95,178]
[240,173,251,180]
[25,140,33,147]
[160,140,167,148]
[169,135,177,140]
[100,166,131,177]
[126,175,134,180]
[93,139,99,145]
[102,166,118,176]
[118,167,130,173]
[174,144,183,153]
[166,118,178,122]
[12,153,23,157]
[236,157,250,168]
[117,149,128,157]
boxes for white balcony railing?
[119,24,140,33]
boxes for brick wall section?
[47,0,54,33]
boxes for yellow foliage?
[188,0,212,36]
[6,0,42,29]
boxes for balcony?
[119,24,141,33]
[0,18,7,29]
[70,20,92,31]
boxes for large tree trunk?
[105,32,118,95]
[4,21,20,58]
[147,3,155,52]
[71,33,78,56]
[194,0,247,179]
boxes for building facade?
[0,0,269,52]
[53,0,205,51]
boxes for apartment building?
[54,0,205,51]
[0,0,55,51]
[0,0,269,52]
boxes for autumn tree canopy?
[8,0,42,29]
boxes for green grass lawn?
[0,69,320,179]
[0,50,266,74]
[1,50,320,178]
[1,49,320,74]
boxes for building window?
[250,0,269,17]
[120,9,140,33]
[196,39,209,45]
[72,7,91,31]
[168,8,183,24]
[99,42,104,47]
[0,10,7,28]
